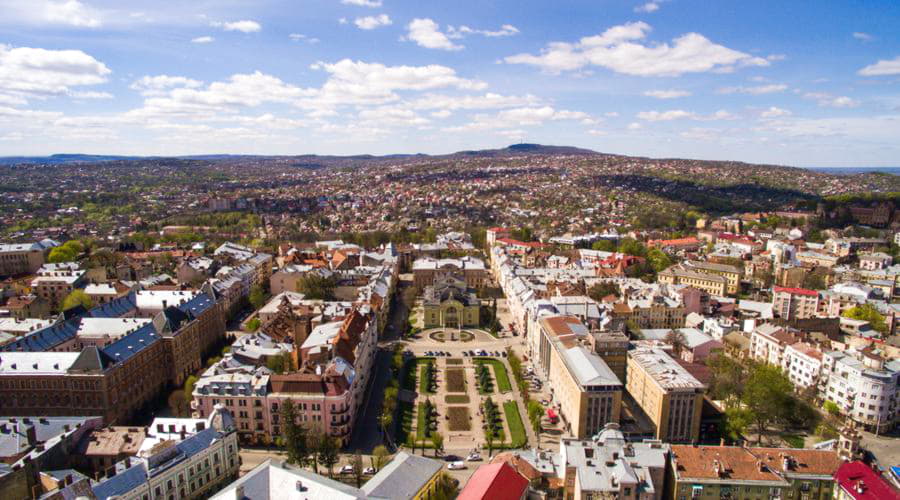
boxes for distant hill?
[0,153,141,165]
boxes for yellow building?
[539,316,623,439]
[669,445,841,500]
[658,266,728,296]
[422,276,480,329]
[626,347,706,443]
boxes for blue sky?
[1,0,899,166]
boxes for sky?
[0,0,899,167]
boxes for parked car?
[447,461,467,470]
[339,465,355,475]
[443,455,462,462]
[363,467,376,475]
[501,351,507,357]
[466,452,482,462]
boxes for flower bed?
[446,368,466,392]
[448,406,471,431]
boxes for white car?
[339,465,355,475]
[466,453,482,462]
[447,461,467,470]
[363,467,376,475]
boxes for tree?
[372,445,390,471]
[647,248,672,273]
[665,329,687,357]
[267,352,294,375]
[617,238,648,257]
[281,400,309,466]
[587,282,620,302]
[723,406,753,442]
[843,304,888,335]
[351,450,364,487]
[246,317,261,332]
[430,431,444,456]
[61,289,93,311]
[249,284,267,310]
[485,430,495,458]
[183,375,199,403]
[297,273,336,300]
[823,400,841,418]
[307,429,322,474]
[742,364,793,445]
[706,355,746,405]
[317,435,339,477]
[168,390,189,417]
[591,239,616,252]
[47,240,83,263]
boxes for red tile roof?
[834,461,900,500]
[458,462,528,500]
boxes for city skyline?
[1,0,899,166]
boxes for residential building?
[212,452,443,500]
[658,267,727,296]
[91,406,239,500]
[773,286,820,320]
[458,462,529,500]
[0,242,48,277]
[588,329,629,382]
[639,328,723,363]
[783,342,824,390]
[626,348,706,443]
[750,323,804,367]
[668,445,842,500]
[833,461,900,500]
[859,252,892,271]
[72,425,147,475]
[30,263,87,310]
[1,294,51,320]
[557,424,669,500]
[821,347,900,433]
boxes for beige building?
[421,276,480,329]
[30,263,87,310]
[626,347,706,443]
[539,316,622,439]
[412,256,487,289]
[772,286,819,320]
[657,267,727,296]
[0,243,46,277]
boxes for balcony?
[330,426,351,437]
[333,405,349,415]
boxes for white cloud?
[505,21,769,76]
[717,84,788,95]
[761,106,791,118]
[637,109,736,121]
[68,90,112,99]
[130,75,203,96]
[0,0,102,28]
[587,129,607,136]
[191,36,214,44]
[444,105,591,132]
[0,44,111,101]
[803,92,859,108]
[430,110,452,118]
[358,106,429,126]
[405,18,464,51]
[212,20,261,33]
[638,109,694,121]
[341,0,382,7]
[858,56,900,76]
[354,14,391,30]
[852,32,873,42]
[447,24,519,38]
[634,2,660,13]
[289,33,320,43]
[409,92,540,110]
[643,89,691,99]
[604,111,620,117]
[626,122,642,130]
[680,127,720,141]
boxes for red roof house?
[834,461,900,500]
[458,462,529,500]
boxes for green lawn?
[475,358,512,392]
[418,360,435,394]
[397,401,414,444]
[503,401,527,448]
[445,394,470,404]
[416,402,429,440]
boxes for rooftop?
[628,348,706,391]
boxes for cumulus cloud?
[858,56,900,76]
[0,0,102,28]
[444,105,592,132]
[191,36,214,44]
[760,106,791,118]
[0,44,111,101]
[405,18,464,51]
[409,92,540,110]
[634,2,660,13]
[643,89,691,99]
[341,0,382,6]
[130,75,203,96]
[717,84,788,95]
[354,14,391,30]
[803,92,859,108]
[212,20,261,33]
[637,109,736,121]
[852,32,873,42]
[505,21,769,76]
